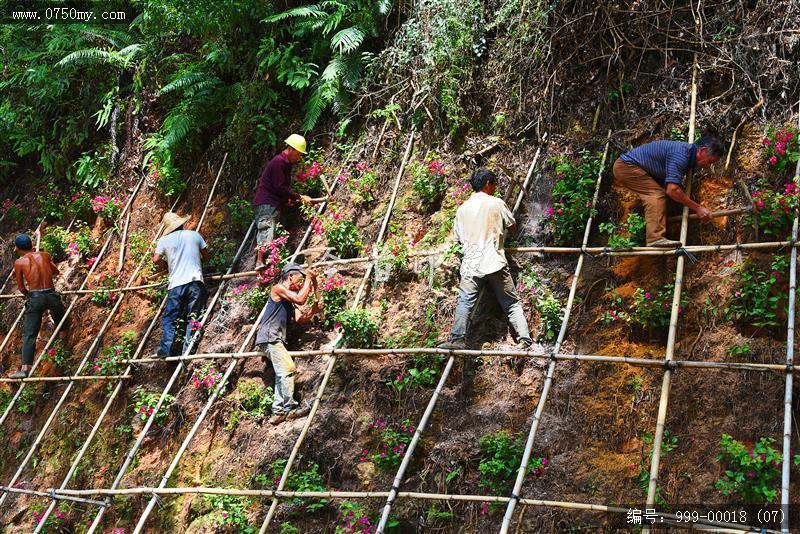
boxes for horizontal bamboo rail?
[0,486,107,507]
[667,205,752,222]
[50,487,771,533]
[0,374,131,383]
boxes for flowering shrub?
[317,208,363,258]
[545,150,602,245]
[43,340,70,368]
[38,191,66,221]
[312,273,349,328]
[747,181,800,238]
[91,272,125,307]
[205,493,254,533]
[31,504,68,530]
[602,293,629,325]
[227,196,255,230]
[92,331,136,375]
[191,363,223,393]
[149,157,185,199]
[376,232,410,279]
[226,284,270,319]
[1,199,24,225]
[257,235,290,284]
[295,160,326,196]
[360,419,414,471]
[67,190,93,220]
[716,434,782,503]
[410,156,447,208]
[336,500,379,533]
[66,222,97,261]
[91,195,123,221]
[630,285,685,330]
[762,126,799,176]
[233,380,273,417]
[132,386,174,425]
[339,161,377,203]
[449,182,471,206]
[599,212,646,248]
[478,430,548,496]
[334,308,378,348]
[535,293,563,342]
[725,254,787,328]
[207,235,238,273]
[388,354,442,394]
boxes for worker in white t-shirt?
[439,169,532,350]
[152,212,211,358]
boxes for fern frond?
[162,111,192,150]
[376,0,392,16]
[330,27,364,54]
[264,5,325,23]
[57,49,118,67]
[321,57,345,82]
[322,7,346,35]
[302,84,329,132]
[118,44,143,58]
[159,72,219,96]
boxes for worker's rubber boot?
[438,339,466,350]
[9,370,27,379]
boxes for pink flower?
[644,292,652,299]
[556,208,563,215]
[762,138,771,145]
[769,156,778,165]
[481,501,490,515]
[541,457,549,466]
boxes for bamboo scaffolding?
[779,108,800,533]
[89,144,359,533]
[0,374,131,383]
[375,139,547,532]
[0,175,146,428]
[0,486,107,507]
[118,211,130,272]
[33,160,240,529]
[499,132,612,533]
[666,205,751,222]
[257,131,416,533]
[50,487,772,533]
[643,57,699,527]
[0,170,212,508]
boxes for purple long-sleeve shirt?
[253,152,300,210]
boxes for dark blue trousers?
[158,281,207,356]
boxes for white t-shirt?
[155,230,207,290]
[455,192,515,277]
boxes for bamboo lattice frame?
[3,69,798,534]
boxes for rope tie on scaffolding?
[663,360,675,372]
[779,238,796,253]
[675,247,698,264]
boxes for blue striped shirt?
[620,141,697,187]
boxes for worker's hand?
[306,268,318,279]
[695,206,713,220]
[300,195,312,205]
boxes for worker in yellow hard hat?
[253,134,325,272]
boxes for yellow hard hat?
[284,134,308,155]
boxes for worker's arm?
[665,183,712,219]
[152,253,167,271]
[272,270,317,305]
[200,247,211,263]
[296,300,322,325]
[14,262,27,296]
[49,255,60,276]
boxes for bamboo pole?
[117,211,130,272]
[0,486,107,507]
[500,132,611,533]
[666,206,751,222]
[0,174,146,427]
[376,139,547,532]
[90,144,358,534]
[257,131,416,533]
[51,487,771,533]
[0,171,207,508]
[39,225,253,532]
[197,153,227,231]
[643,57,699,524]
[779,108,800,533]
[0,374,131,383]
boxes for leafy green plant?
[311,273,349,328]
[334,308,378,348]
[91,195,123,221]
[602,293,629,325]
[207,235,238,273]
[148,156,185,199]
[478,430,547,495]
[410,156,447,209]
[545,150,602,244]
[376,232,410,279]
[725,255,787,328]
[630,284,685,331]
[226,380,274,430]
[388,354,443,394]
[43,341,71,368]
[321,209,363,258]
[190,363,223,393]
[227,196,255,230]
[599,212,645,248]
[38,192,66,221]
[41,225,71,261]
[336,499,381,533]
[2,199,24,226]
[267,459,328,513]
[295,160,326,196]
[727,342,751,357]
[638,430,678,505]
[205,493,254,533]
[17,385,37,415]
[535,293,563,342]
[716,434,782,503]
[360,419,414,471]
[90,272,125,308]
[339,161,377,203]
[132,387,174,426]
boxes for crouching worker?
[439,169,533,350]
[613,134,724,247]
[256,262,322,425]
[153,212,210,358]
[11,234,68,378]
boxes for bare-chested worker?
[10,234,68,378]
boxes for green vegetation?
[725,255,788,328]
[334,308,379,348]
[478,430,547,495]
[545,150,603,245]
[599,213,646,248]
[716,435,783,503]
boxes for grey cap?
[281,262,306,277]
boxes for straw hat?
[162,212,190,235]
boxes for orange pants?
[612,158,667,243]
